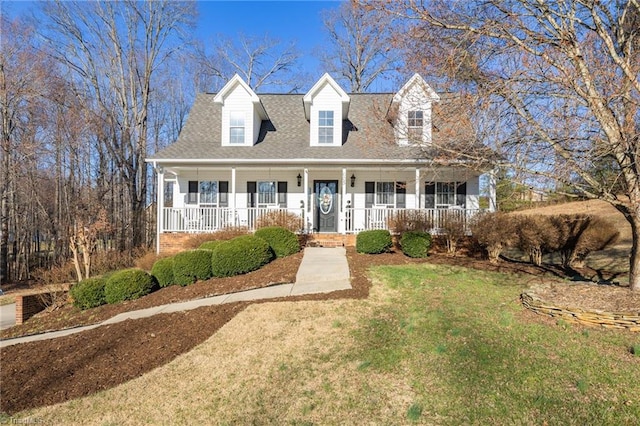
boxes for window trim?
[318,110,334,144]
[408,110,424,128]
[187,180,219,206]
[257,180,277,207]
[375,181,395,207]
[367,181,406,208]
[229,111,245,144]
[408,110,424,141]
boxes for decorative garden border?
[521,287,640,331]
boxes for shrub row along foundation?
[521,287,640,331]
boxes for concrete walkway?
[0,247,350,348]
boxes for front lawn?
[12,262,639,424]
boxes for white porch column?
[155,164,164,254]
[341,168,347,234]
[304,168,310,231]
[231,167,236,210]
[415,168,421,209]
[489,168,497,212]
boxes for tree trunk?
[628,214,640,291]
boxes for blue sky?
[4,0,343,85]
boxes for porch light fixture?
[297,173,302,187]
[350,173,356,187]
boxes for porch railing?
[344,208,481,234]
[161,206,481,234]
[162,207,306,233]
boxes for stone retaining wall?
[521,290,640,331]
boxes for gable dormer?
[303,73,350,147]
[391,73,440,146]
[214,74,268,146]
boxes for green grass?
[350,264,640,425]
[15,263,640,425]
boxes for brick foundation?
[159,233,194,254]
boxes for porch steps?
[305,233,355,248]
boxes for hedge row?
[71,226,297,310]
[70,268,155,310]
[150,226,297,287]
[470,213,619,266]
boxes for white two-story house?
[147,73,496,252]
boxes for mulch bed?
[1,247,638,415]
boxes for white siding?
[309,82,343,147]
[220,84,257,146]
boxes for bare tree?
[0,17,52,284]
[40,0,196,251]
[370,0,640,290]
[196,33,305,92]
[321,0,401,92]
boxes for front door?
[314,180,338,232]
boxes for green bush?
[151,257,175,288]
[70,277,107,310]
[401,231,432,258]
[199,240,224,251]
[356,230,393,254]
[104,269,155,304]
[254,226,300,258]
[173,249,213,286]
[211,235,273,277]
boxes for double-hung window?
[230,111,245,144]
[436,182,456,208]
[365,181,406,208]
[375,182,395,206]
[318,110,334,144]
[408,110,423,140]
[199,181,219,206]
[258,181,277,206]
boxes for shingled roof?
[148,91,476,165]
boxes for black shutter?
[396,182,406,208]
[456,182,467,208]
[187,180,198,204]
[219,181,229,207]
[247,181,256,208]
[365,181,375,208]
[425,183,435,209]
[277,181,288,207]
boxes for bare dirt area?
[1,245,639,415]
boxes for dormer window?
[304,74,350,147]
[318,110,334,144]
[229,111,245,144]
[391,74,440,146]
[408,110,423,140]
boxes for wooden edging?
[521,287,640,332]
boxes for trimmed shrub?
[514,215,558,266]
[184,227,250,249]
[401,231,432,258]
[173,249,213,286]
[211,235,273,277]
[199,240,224,251]
[104,269,155,304]
[70,277,107,310]
[356,230,393,254]
[151,257,175,288]
[470,212,517,263]
[254,226,300,258]
[573,217,619,266]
